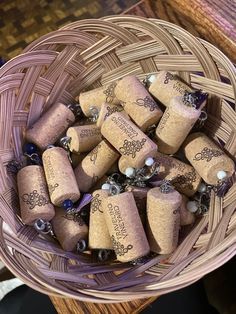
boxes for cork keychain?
[96,103,128,128]
[147,182,182,254]
[26,102,80,150]
[89,189,113,250]
[155,93,207,154]
[74,140,120,193]
[183,132,235,185]
[79,82,120,117]
[115,75,163,131]
[52,207,88,252]
[147,71,193,107]
[42,146,80,206]
[154,151,202,197]
[66,124,102,153]
[17,165,55,225]
[101,112,157,169]
[103,191,150,262]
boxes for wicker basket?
[0,15,236,303]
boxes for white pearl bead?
[125,167,135,178]
[197,183,207,193]
[101,183,111,190]
[187,201,198,213]
[145,157,154,167]
[217,170,227,180]
[147,75,156,83]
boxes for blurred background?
[0,0,139,60]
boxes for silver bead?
[197,183,207,193]
[98,249,110,262]
[187,201,198,213]
[77,239,87,252]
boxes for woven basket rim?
[0,15,235,302]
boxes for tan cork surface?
[17,165,55,225]
[96,103,127,128]
[26,103,75,150]
[148,71,192,107]
[89,189,112,250]
[183,132,235,184]
[115,75,163,131]
[52,207,88,252]
[67,124,102,153]
[42,147,80,206]
[155,151,201,197]
[79,83,120,117]
[101,112,157,169]
[74,140,119,193]
[155,96,201,154]
[103,192,150,262]
[147,187,182,254]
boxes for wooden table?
[50,0,236,312]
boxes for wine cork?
[126,186,149,226]
[74,140,119,193]
[52,208,88,251]
[89,189,113,250]
[155,96,201,154]
[180,195,195,226]
[115,76,163,131]
[42,147,80,206]
[148,71,193,107]
[26,103,75,150]
[147,187,182,254]
[79,82,120,117]
[183,132,235,185]
[96,103,128,128]
[66,124,102,153]
[101,112,157,169]
[17,165,55,225]
[103,192,150,262]
[155,151,201,197]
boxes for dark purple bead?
[194,90,208,109]
[0,57,6,67]
[62,199,73,210]
[23,143,38,155]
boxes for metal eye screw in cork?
[34,218,52,235]
[98,249,110,262]
[77,239,87,252]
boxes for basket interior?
[0,16,236,303]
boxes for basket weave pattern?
[0,16,236,302]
